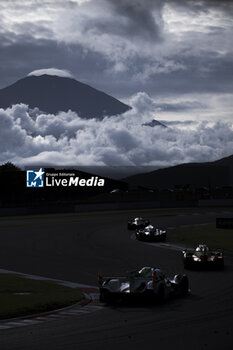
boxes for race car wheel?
[99,289,105,302]
[99,289,115,304]
[157,284,165,302]
[161,234,166,242]
[174,274,182,283]
[180,275,189,296]
[183,258,192,269]
[217,258,224,270]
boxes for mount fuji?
[0,72,131,119]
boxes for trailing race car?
[135,224,166,242]
[182,244,224,269]
[98,266,189,304]
[127,217,150,230]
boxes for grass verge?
[170,223,233,251]
[0,274,84,320]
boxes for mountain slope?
[123,154,233,189]
[0,75,131,118]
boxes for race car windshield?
[196,245,209,253]
[136,220,144,225]
[137,267,153,277]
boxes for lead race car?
[182,244,224,269]
[135,224,166,241]
[127,217,150,230]
[98,266,189,304]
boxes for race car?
[98,266,189,304]
[135,224,166,241]
[127,217,150,230]
[182,244,224,269]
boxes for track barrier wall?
[1,199,233,217]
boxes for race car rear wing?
[98,271,155,285]
[182,247,224,254]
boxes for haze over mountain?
[124,154,233,189]
[0,74,131,119]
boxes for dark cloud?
[154,101,206,112]
[105,0,163,41]
[0,33,108,90]
[164,0,233,14]
[160,120,195,126]
[0,0,232,122]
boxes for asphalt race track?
[0,207,233,350]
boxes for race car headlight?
[145,231,150,235]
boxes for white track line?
[0,269,102,330]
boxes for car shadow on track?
[99,293,191,310]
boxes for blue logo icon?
[26,168,45,188]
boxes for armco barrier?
[74,200,198,212]
[0,199,233,217]
[74,201,161,212]
[0,205,75,217]
[159,200,198,208]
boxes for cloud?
[0,93,233,168]
[28,68,74,78]
[0,0,232,144]
[153,100,206,112]
[0,0,232,166]
[105,0,163,41]
[1,0,233,100]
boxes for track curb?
[0,269,101,329]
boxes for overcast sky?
[0,0,233,167]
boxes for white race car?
[98,266,189,303]
[136,225,166,241]
[127,217,150,230]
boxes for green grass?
[0,274,84,320]
[170,223,233,251]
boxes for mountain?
[123,154,233,189]
[142,119,167,128]
[0,74,131,118]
